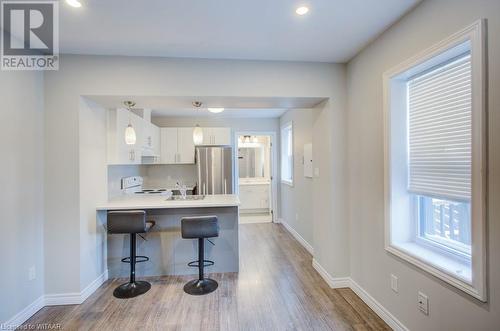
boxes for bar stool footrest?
[187,259,214,268]
[121,255,149,263]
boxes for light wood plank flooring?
[22,223,390,330]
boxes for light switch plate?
[418,291,429,315]
[390,274,398,293]
[29,266,36,281]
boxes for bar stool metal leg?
[183,238,218,295]
[113,233,151,299]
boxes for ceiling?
[60,0,420,63]
[85,95,328,118]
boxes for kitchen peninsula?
[96,194,240,278]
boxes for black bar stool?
[107,210,155,299]
[181,215,219,295]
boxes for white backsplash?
[144,164,197,188]
[107,164,197,198]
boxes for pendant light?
[123,101,137,145]
[193,124,203,145]
[192,101,204,145]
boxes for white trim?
[45,269,109,306]
[349,279,409,331]
[44,292,82,306]
[311,259,408,331]
[2,270,108,328]
[81,269,109,303]
[2,296,45,330]
[383,19,487,301]
[234,131,278,223]
[281,220,314,255]
[312,259,350,288]
[280,121,294,186]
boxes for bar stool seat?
[181,215,219,295]
[108,210,154,299]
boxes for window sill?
[281,180,293,187]
[386,241,484,300]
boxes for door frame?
[234,131,278,223]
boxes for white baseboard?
[311,258,408,331]
[349,279,408,331]
[45,269,109,306]
[80,269,109,303]
[312,258,350,288]
[2,295,45,330]
[280,220,314,255]
[3,270,108,327]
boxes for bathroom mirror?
[238,147,265,178]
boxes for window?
[384,21,486,301]
[281,122,293,185]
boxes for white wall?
[279,109,319,248]
[0,70,45,323]
[43,55,350,296]
[79,98,108,290]
[346,0,500,329]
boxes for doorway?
[235,133,277,224]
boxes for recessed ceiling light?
[295,6,309,15]
[208,108,225,113]
[66,0,82,8]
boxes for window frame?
[383,20,487,301]
[280,121,294,186]
[414,195,472,263]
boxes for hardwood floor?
[22,223,390,330]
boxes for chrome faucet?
[176,182,188,199]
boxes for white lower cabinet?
[239,184,270,210]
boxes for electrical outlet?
[295,213,299,221]
[390,274,398,293]
[29,266,36,281]
[418,291,429,315]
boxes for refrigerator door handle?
[224,179,227,194]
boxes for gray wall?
[0,70,45,322]
[346,0,500,329]
[279,109,319,247]
[43,55,350,297]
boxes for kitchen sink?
[166,195,205,201]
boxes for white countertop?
[96,194,240,211]
[238,179,271,186]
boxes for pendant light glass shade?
[125,124,137,145]
[193,125,203,145]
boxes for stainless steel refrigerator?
[196,146,233,195]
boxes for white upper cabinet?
[107,108,143,165]
[141,121,161,163]
[160,127,195,164]
[177,127,195,163]
[160,128,178,164]
[202,127,231,146]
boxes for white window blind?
[408,53,472,201]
